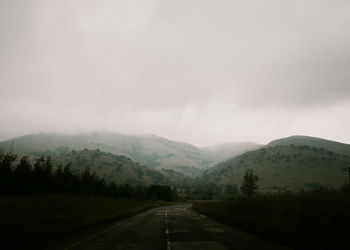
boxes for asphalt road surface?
[61,204,289,250]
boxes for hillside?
[0,132,258,175]
[0,133,203,171]
[199,142,262,167]
[54,149,191,187]
[199,145,350,191]
[267,135,350,156]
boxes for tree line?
[0,151,178,200]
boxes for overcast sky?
[1,0,350,146]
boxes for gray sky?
[1,0,350,146]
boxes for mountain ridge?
[53,149,191,187]
[267,135,350,156]
[0,132,260,175]
[2,133,350,190]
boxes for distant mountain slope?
[54,149,191,187]
[267,135,350,156]
[199,142,262,167]
[0,132,259,175]
[199,145,350,191]
[0,133,203,171]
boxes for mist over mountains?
[1,133,350,191]
[54,149,191,187]
[0,132,261,172]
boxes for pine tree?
[13,156,33,194]
[33,156,46,192]
[0,151,17,193]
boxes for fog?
[1,0,350,146]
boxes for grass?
[0,194,176,249]
[192,187,350,250]
[200,145,350,191]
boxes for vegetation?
[2,134,350,249]
[200,145,350,191]
[0,132,262,176]
[0,150,181,248]
[3,133,350,249]
[54,149,192,187]
[0,151,178,200]
[193,186,350,250]
[240,169,259,197]
[0,133,207,174]
[166,165,203,178]
[1,150,236,200]
[0,195,173,249]
[199,141,262,167]
[267,135,350,156]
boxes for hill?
[199,145,350,191]
[0,133,203,172]
[54,149,191,187]
[0,132,259,176]
[199,142,262,167]
[267,135,350,156]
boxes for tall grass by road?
[0,194,172,249]
[193,186,350,250]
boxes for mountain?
[267,135,350,156]
[199,145,350,191]
[0,132,202,172]
[0,132,258,176]
[54,149,191,187]
[2,133,350,188]
[199,142,262,167]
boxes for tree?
[148,184,177,201]
[0,151,17,193]
[13,156,33,194]
[193,182,220,200]
[43,157,53,191]
[79,166,97,194]
[33,156,46,192]
[240,169,259,197]
[225,184,239,197]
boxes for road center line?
[165,210,171,250]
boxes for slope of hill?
[0,133,203,171]
[54,149,191,187]
[267,135,350,156]
[0,132,259,175]
[199,145,350,191]
[199,142,262,167]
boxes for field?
[0,194,175,249]
[192,187,350,250]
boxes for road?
[60,204,289,250]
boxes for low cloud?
[0,0,350,145]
